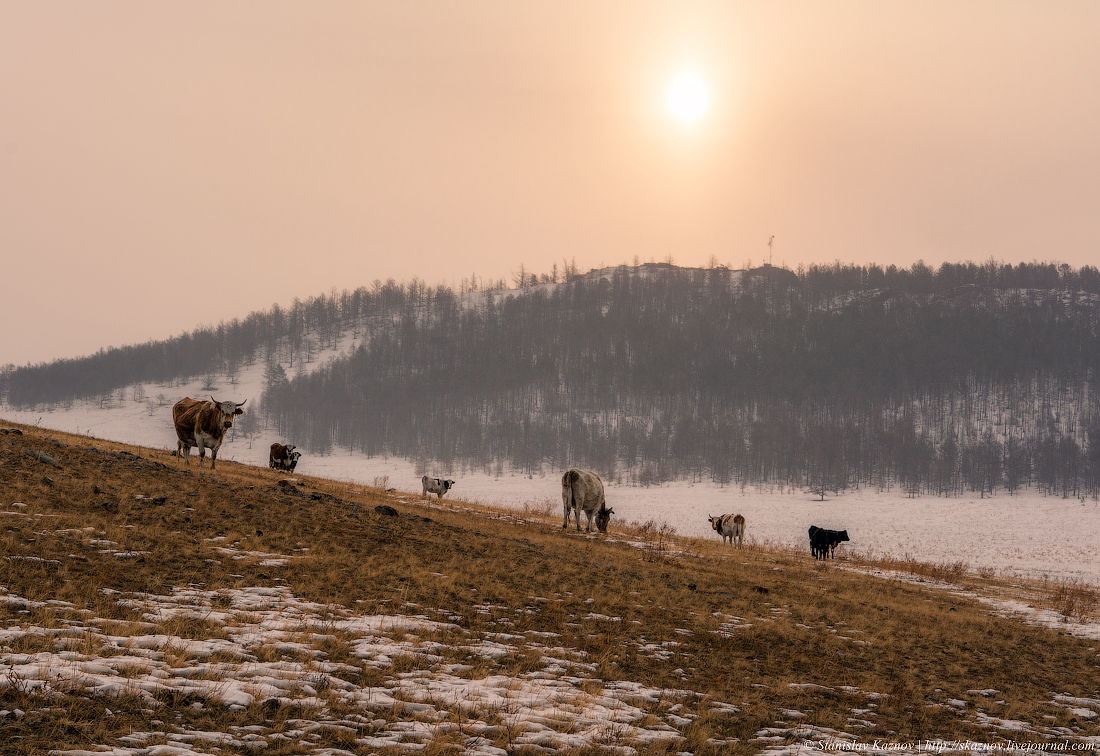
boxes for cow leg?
[210,450,217,471]
[584,511,594,533]
[177,441,191,466]
[563,503,570,529]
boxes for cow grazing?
[595,506,614,534]
[809,526,850,560]
[270,443,297,471]
[562,468,612,533]
[422,476,455,499]
[709,513,746,548]
[172,396,245,471]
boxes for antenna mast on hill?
[768,236,774,266]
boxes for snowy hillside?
[3,333,1099,585]
[4,262,1100,583]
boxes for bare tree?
[236,407,260,449]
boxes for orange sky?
[3,2,1099,367]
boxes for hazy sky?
[3,2,1099,367]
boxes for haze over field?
[4,322,1099,585]
[4,1,1100,366]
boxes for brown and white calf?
[709,513,745,548]
[562,468,613,533]
[172,396,245,471]
[270,443,297,470]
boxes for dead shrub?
[1045,578,1098,622]
[870,554,970,583]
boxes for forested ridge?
[4,260,1100,496]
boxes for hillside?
[3,260,1100,496]
[2,423,1100,755]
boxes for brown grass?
[861,553,971,583]
[1044,578,1099,622]
[2,421,1100,754]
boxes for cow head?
[708,515,720,532]
[211,397,246,428]
[596,506,614,533]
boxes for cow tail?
[562,469,579,509]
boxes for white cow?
[709,513,745,548]
[422,476,455,499]
[562,468,613,533]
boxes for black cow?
[809,526,849,560]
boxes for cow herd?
[170,399,847,558]
[808,525,850,560]
[170,396,301,474]
[705,513,851,559]
[269,443,301,472]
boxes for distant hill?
[3,260,1100,496]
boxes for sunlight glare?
[667,74,709,122]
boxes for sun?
[667,74,709,122]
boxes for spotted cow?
[172,397,245,471]
[270,443,297,471]
[422,476,455,500]
[709,513,746,548]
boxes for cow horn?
[236,400,246,407]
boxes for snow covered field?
[4,336,1099,586]
[6,579,1095,756]
[2,501,1098,755]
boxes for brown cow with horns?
[172,396,245,470]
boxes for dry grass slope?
[2,422,1099,755]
